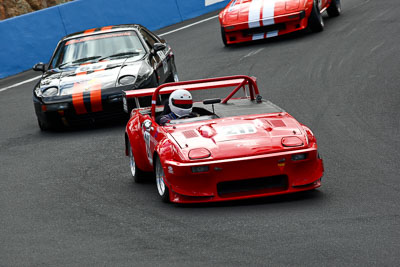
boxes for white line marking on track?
[370,42,385,54]
[241,48,265,60]
[344,27,358,38]
[2,14,218,93]
[159,15,219,37]
[0,75,41,93]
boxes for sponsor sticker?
[75,63,107,74]
[66,32,132,46]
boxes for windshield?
[50,31,146,68]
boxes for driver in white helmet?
[159,89,196,125]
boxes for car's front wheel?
[128,143,147,183]
[327,0,341,17]
[167,61,179,83]
[37,118,50,131]
[155,156,170,203]
[37,118,61,131]
[308,0,324,32]
[221,27,230,47]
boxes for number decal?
[218,124,257,136]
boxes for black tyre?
[155,156,170,203]
[221,27,229,47]
[37,118,61,131]
[128,143,147,183]
[327,0,341,17]
[167,61,179,83]
[37,118,50,131]
[308,0,324,32]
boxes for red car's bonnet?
[167,113,307,161]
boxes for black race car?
[32,24,178,130]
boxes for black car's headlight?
[34,86,42,97]
[118,62,153,87]
[42,87,59,97]
[60,87,73,96]
[118,75,137,85]
[35,86,59,97]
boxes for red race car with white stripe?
[219,0,341,45]
[123,75,324,204]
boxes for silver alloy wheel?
[129,145,136,178]
[172,64,179,82]
[316,0,324,26]
[320,14,324,27]
[155,160,166,196]
[173,72,179,82]
[336,0,341,13]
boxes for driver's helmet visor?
[172,99,193,109]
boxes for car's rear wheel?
[327,0,341,17]
[155,157,170,203]
[128,144,147,183]
[308,0,324,32]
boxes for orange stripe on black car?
[76,71,87,76]
[72,83,87,115]
[101,26,113,31]
[90,83,103,112]
[84,28,96,34]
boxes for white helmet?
[169,89,193,117]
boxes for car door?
[140,29,168,84]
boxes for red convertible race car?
[123,76,324,203]
[219,0,341,45]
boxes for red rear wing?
[122,75,260,118]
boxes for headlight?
[42,87,58,97]
[136,62,153,83]
[118,62,153,87]
[60,87,74,96]
[118,75,137,85]
[34,87,42,97]
[188,148,211,160]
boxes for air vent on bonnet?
[270,120,286,127]
[183,130,198,139]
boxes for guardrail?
[0,0,229,79]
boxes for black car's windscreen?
[50,31,146,68]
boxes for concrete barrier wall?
[0,0,230,79]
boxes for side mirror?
[203,98,221,115]
[33,62,46,72]
[151,43,167,54]
[203,98,221,105]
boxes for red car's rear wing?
[122,75,260,118]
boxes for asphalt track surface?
[1,0,399,265]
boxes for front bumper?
[222,10,307,44]
[163,147,323,203]
[33,87,128,127]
